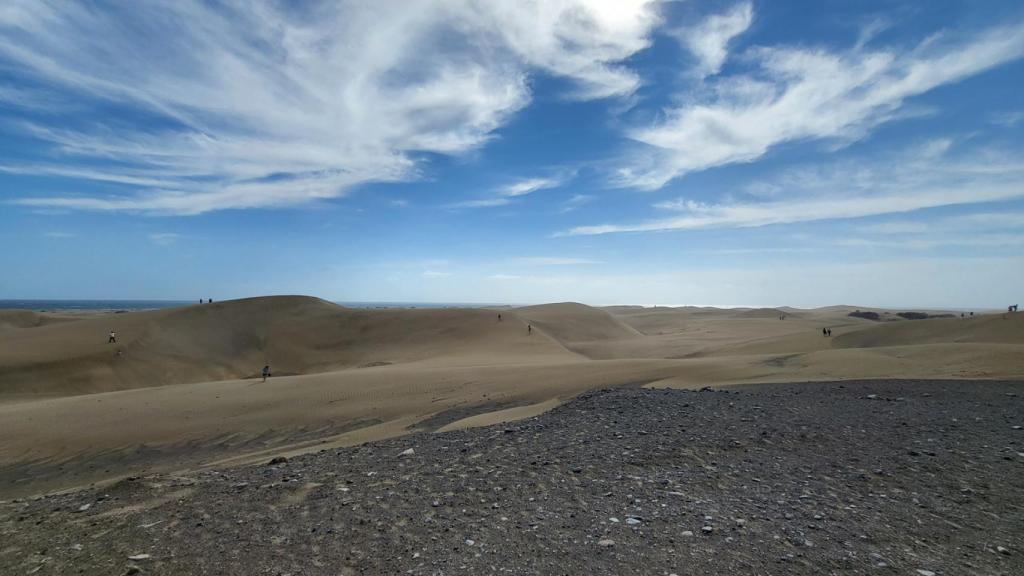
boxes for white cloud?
[0,0,660,214]
[422,270,452,278]
[857,221,931,235]
[148,232,180,246]
[620,21,1024,189]
[560,193,595,213]
[858,211,1024,235]
[507,257,603,266]
[449,197,514,209]
[499,177,565,197]
[990,110,1024,127]
[836,233,1024,250]
[449,174,571,208]
[566,143,1024,235]
[673,2,753,78]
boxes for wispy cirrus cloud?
[507,257,603,266]
[566,141,1024,235]
[559,193,595,213]
[619,16,1024,189]
[990,110,1024,127]
[449,174,571,209]
[671,2,753,78]
[858,211,1024,235]
[422,270,452,278]
[148,233,180,246]
[1,1,661,215]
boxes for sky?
[1,0,1023,308]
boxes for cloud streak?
[449,174,571,208]
[1,0,660,214]
[619,18,1024,189]
[567,142,1024,235]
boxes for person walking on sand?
[528,324,532,334]
[108,330,116,344]
[822,327,827,337]
[262,365,271,382]
[498,313,502,322]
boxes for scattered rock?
[4,381,1023,575]
[399,448,415,457]
[267,456,288,465]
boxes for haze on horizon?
[1,1,1023,308]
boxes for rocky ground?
[2,379,1023,575]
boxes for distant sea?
[0,300,194,312]
[0,299,508,312]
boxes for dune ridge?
[1,296,1022,497]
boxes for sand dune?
[0,310,73,332]
[1,296,1022,497]
[0,296,570,396]
[833,312,1024,348]
[516,302,641,343]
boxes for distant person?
[498,313,502,322]
[208,298,213,304]
[108,330,116,344]
[528,324,532,334]
[262,365,271,382]
[827,328,832,337]
[822,328,827,337]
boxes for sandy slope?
[0,296,571,396]
[0,310,74,332]
[1,296,1022,497]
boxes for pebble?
[609,517,619,523]
[127,554,151,560]
[625,517,641,525]
[997,546,1010,555]
[399,448,415,457]
[681,530,694,537]
[916,570,936,576]
[597,539,615,548]
[701,525,713,534]
[464,539,474,546]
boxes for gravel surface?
[2,379,1023,575]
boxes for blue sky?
[1,0,1023,307]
